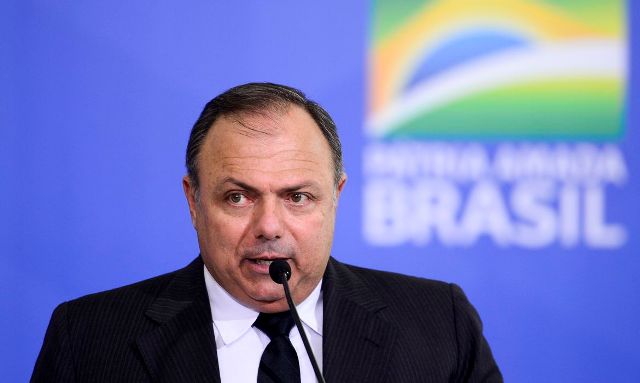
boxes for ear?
[334,173,347,204]
[182,175,198,229]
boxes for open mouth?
[250,258,288,266]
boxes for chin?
[249,285,285,302]
[245,287,287,310]
[253,299,290,313]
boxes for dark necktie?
[253,311,301,383]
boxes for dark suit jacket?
[32,257,502,382]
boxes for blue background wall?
[2,1,638,382]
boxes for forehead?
[198,105,334,185]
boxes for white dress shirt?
[204,266,323,382]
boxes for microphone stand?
[271,261,327,383]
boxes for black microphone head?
[269,260,291,284]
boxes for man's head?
[186,83,344,196]
[183,82,347,313]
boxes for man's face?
[183,105,346,313]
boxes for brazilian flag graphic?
[367,0,627,140]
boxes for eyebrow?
[221,177,259,194]
[221,177,319,194]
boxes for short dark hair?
[186,82,344,193]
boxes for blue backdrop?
[2,1,638,382]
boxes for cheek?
[291,210,335,265]
[198,208,246,264]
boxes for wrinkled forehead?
[202,105,333,171]
[217,105,327,146]
[194,107,336,192]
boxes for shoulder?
[328,258,456,303]
[325,258,502,381]
[58,266,178,317]
[32,261,199,381]
[51,258,201,332]
[325,258,479,334]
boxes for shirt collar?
[203,265,323,346]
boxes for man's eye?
[227,193,248,205]
[290,192,308,204]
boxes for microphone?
[269,260,326,383]
[269,259,291,284]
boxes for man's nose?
[252,198,284,240]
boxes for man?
[32,83,502,382]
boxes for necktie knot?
[254,311,295,339]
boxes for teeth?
[255,259,274,265]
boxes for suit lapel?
[136,257,221,383]
[322,258,399,383]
